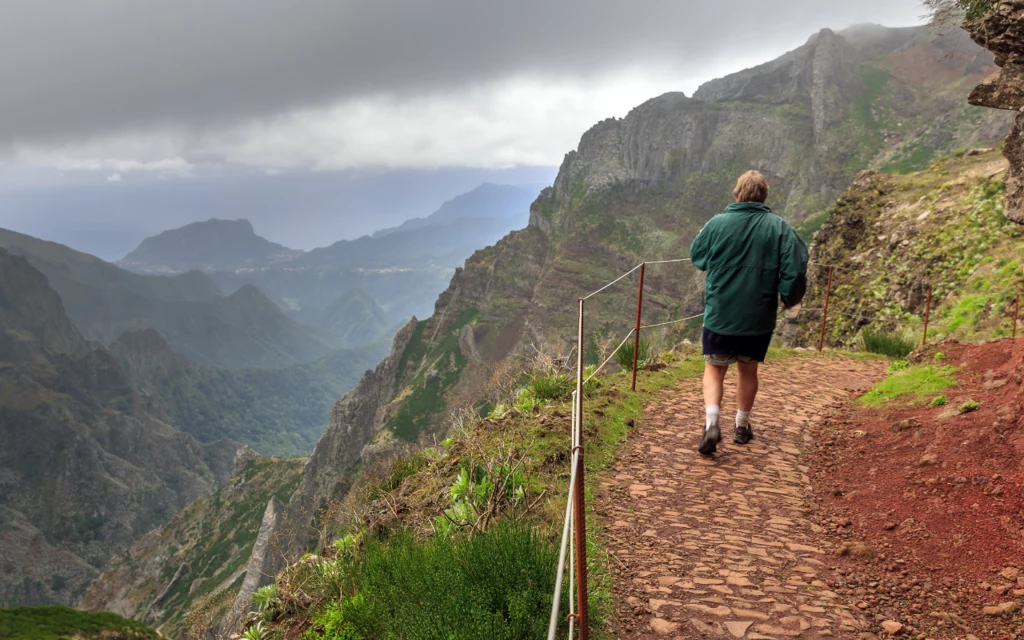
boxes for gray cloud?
[1,0,926,148]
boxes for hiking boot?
[734,424,754,445]
[698,423,721,455]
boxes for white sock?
[736,410,750,429]
[705,405,720,432]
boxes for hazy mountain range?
[119,183,541,344]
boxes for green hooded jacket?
[689,202,808,336]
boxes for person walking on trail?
[688,170,808,456]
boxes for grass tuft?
[613,338,653,371]
[860,329,916,359]
[958,399,980,414]
[859,364,957,407]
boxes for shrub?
[242,621,269,640]
[613,338,653,371]
[515,389,541,414]
[523,370,599,405]
[931,395,948,407]
[307,522,564,639]
[860,329,916,359]
[528,374,574,401]
[958,399,980,414]
[434,465,525,537]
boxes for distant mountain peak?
[228,283,278,308]
[119,218,302,274]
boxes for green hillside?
[0,607,159,640]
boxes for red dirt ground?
[809,338,1024,639]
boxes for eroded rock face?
[223,497,285,633]
[966,0,1024,222]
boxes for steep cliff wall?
[80,454,303,637]
[965,0,1024,222]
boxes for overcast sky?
[0,0,928,256]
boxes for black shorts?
[702,327,773,364]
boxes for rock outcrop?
[223,497,286,632]
[780,150,1017,348]
[965,0,1024,222]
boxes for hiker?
[689,170,808,455]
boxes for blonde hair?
[733,170,769,204]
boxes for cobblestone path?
[598,354,886,639]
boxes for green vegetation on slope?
[386,309,478,442]
[307,523,560,640]
[796,151,1023,349]
[859,363,958,407]
[794,211,830,246]
[245,346,712,639]
[0,607,159,640]
[843,64,894,173]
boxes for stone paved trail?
[598,355,886,639]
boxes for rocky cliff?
[221,23,1014,624]
[964,0,1024,222]
[780,149,1019,348]
[0,248,237,607]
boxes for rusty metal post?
[1014,294,1020,339]
[818,266,833,352]
[922,285,933,348]
[631,263,646,391]
[573,298,589,639]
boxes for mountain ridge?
[0,247,237,607]
[116,183,542,337]
[0,228,335,369]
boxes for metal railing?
[546,256,1023,639]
